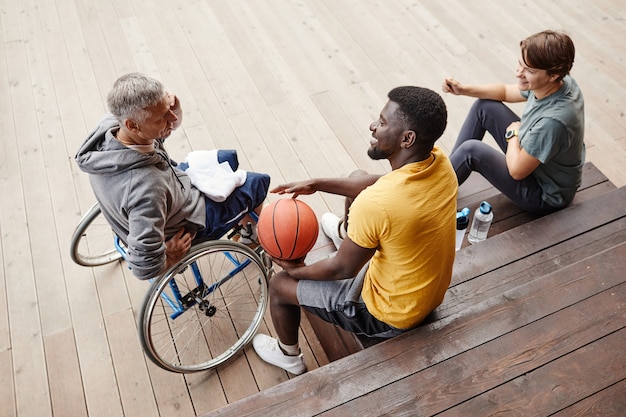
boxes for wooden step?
[209,184,626,417]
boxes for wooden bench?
[306,162,617,360]
[208,162,626,416]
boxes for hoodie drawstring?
[158,151,186,191]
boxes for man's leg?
[252,270,307,375]
[197,172,270,241]
[267,271,301,346]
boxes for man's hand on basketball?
[271,180,317,198]
[271,256,306,270]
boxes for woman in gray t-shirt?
[442,30,585,215]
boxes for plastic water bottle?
[456,207,470,251]
[468,201,493,244]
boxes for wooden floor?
[1,0,626,416]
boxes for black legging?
[449,99,559,216]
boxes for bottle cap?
[479,201,492,215]
[456,207,470,218]
[456,215,469,229]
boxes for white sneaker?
[234,222,258,248]
[321,213,344,249]
[252,334,307,375]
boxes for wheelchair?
[70,202,272,373]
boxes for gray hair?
[106,73,165,124]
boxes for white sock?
[279,340,300,356]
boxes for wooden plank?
[310,91,387,175]
[35,0,100,220]
[63,263,125,417]
[321,280,626,416]
[0,4,26,416]
[205,1,283,107]
[44,330,88,417]
[452,186,626,287]
[0,349,15,417]
[3,26,52,417]
[441,216,626,320]
[209,236,626,416]
[72,0,118,87]
[121,271,204,416]
[485,180,616,238]
[55,0,106,131]
[270,94,358,201]
[105,309,160,416]
[142,363,196,417]
[0,192,9,356]
[184,371,229,415]
[439,330,626,416]
[0,0,15,361]
[551,380,626,417]
[25,0,114,354]
[215,348,261,405]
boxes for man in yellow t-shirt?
[349,148,456,329]
[252,86,458,375]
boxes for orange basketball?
[257,199,319,260]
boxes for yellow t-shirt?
[348,147,457,329]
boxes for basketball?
[257,199,319,260]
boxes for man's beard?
[367,147,389,160]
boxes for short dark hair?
[520,30,575,82]
[387,86,447,150]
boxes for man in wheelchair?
[76,73,270,280]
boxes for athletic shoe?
[321,213,344,249]
[238,222,258,245]
[231,222,258,249]
[252,334,307,375]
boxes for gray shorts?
[296,264,404,338]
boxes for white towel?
[184,150,247,202]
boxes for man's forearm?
[285,255,360,282]
[314,174,380,199]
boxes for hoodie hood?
[75,114,167,175]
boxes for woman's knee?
[454,138,485,158]
[472,98,501,112]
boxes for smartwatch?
[505,129,518,141]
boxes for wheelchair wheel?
[138,240,269,373]
[70,203,123,266]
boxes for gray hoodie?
[75,115,206,280]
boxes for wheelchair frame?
[70,202,272,373]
